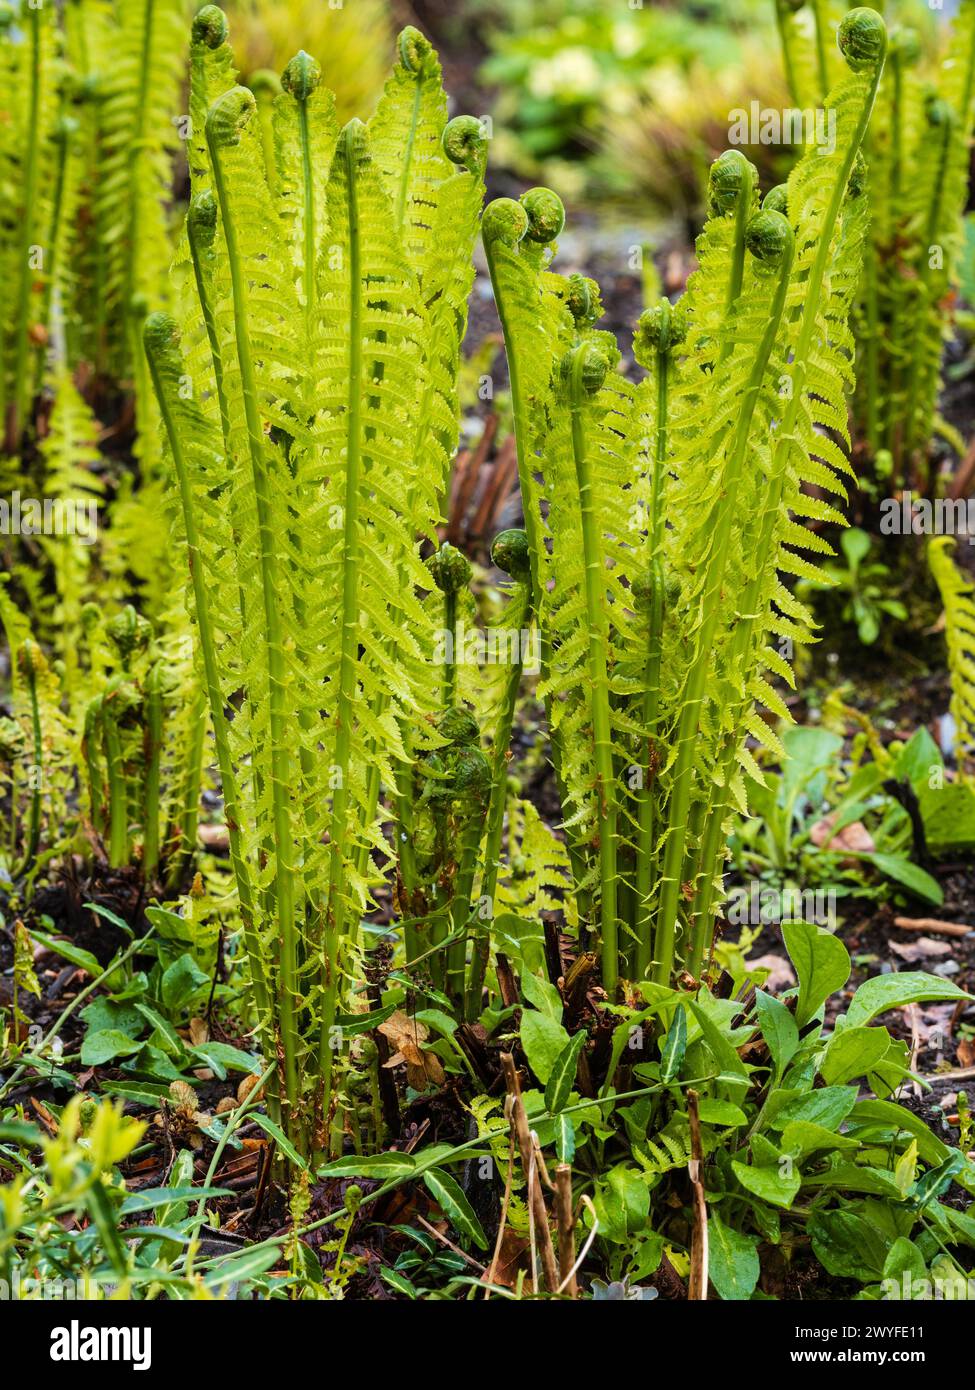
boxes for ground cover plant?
[2,0,975,1312]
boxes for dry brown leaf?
[809,813,876,854]
[237,1073,262,1105]
[30,1098,58,1136]
[483,1229,531,1288]
[378,1009,430,1050]
[189,1017,209,1045]
[888,937,953,963]
[379,1009,445,1087]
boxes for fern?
[484,9,886,993]
[779,0,975,484]
[146,16,487,1155]
[0,0,58,450]
[929,536,975,771]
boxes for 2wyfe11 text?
[49,1320,151,1371]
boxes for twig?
[556,1193,598,1296]
[687,1089,709,1301]
[416,1213,486,1273]
[892,916,973,939]
[554,1164,577,1298]
[500,1052,559,1293]
[484,1110,516,1300]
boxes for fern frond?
[929,536,975,769]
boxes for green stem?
[101,679,129,870]
[446,802,488,1008]
[318,122,368,1140]
[812,0,831,101]
[565,345,618,994]
[142,661,164,882]
[166,686,207,890]
[208,115,299,1129]
[684,56,886,975]
[634,339,670,981]
[14,648,44,879]
[465,606,527,1019]
[774,0,803,106]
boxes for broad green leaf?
[754,989,798,1076]
[81,1029,144,1066]
[379,1266,419,1298]
[99,1081,172,1107]
[423,1167,488,1250]
[769,1085,858,1133]
[779,1120,859,1161]
[808,1210,891,1281]
[161,953,210,1012]
[544,1030,586,1114]
[120,1186,233,1215]
[594,1164,650,1243]
[688,1002,749,1100]
[134,1002,182,1057]
[820,1024,891,1085]
[204,1245,283,1289]
[846,971,970,1027]
[335,1000,402,1034]
[80,998,144,1039]
[29,929,102,980]
[659,1004,687,1084]
[783,921,850,1026]
[85,1178,129,1277]
[189,1040,263,1078]
[250,1113,308,1170]
[708,1211,760,1301]
[0,1121,43,1146]
[319,1153,416,1179]
[520,969,563,1021]
[696,1099,748,1127]
[882,1236,926,1286]
[521,1010,570,1086]
[846,1099,952,1167]
[554,1113,576,1163]
[800,1163,903,1198]
[857,853,943,906]
[731,1159,800,1209]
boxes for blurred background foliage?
[224,0,393,119]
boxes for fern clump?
[147,10,487,1155]
[774,0,975,487]
[484,8,886,993]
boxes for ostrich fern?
[774,0,975,485]
[484,8,886,993]
[146,14,486,1155]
